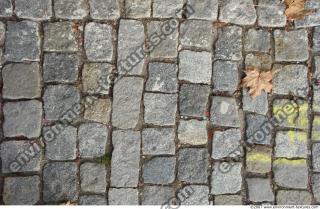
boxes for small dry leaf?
[284,0,314,20]
[241,67,273,98]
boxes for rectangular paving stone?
[110,130,140,187]
[312,174,320,203]
[43,162,78,202]
[142,186,174,205]
[312,116,320,141]
[277,190,312,205]
[187,0,218,20]
[142,128,175,155]
[246,114,273,145]
[5,21,40,61]
[219,0,256,25]
[242,89,268,115]
[153,0,183,18]
[214,195,242,205]
[211,96,240,127]
[314,90,320,112]
[3,100,42,138]
[314,27,320,51]
[0,21,4,46]
[143,156,176,184]
[1,140,42,173]
[178,120,207,145]
[313,143,320,172]
[213,61,239,92]
[89,0,120,20]
[54,0,89,19]
[181,185,209,205]
[79,195,107,205]
[80,163,107,193]
[0,0,12,17]
[246,145,272,173]
[3,176,40,205]
[295,0,320,28]
[246,178,274,203]
[244,29,271,53]
[2,63,41,99]
[125,0,151,18]
[15,0,52,20]
[212,129,242,160]
[245,53,272,70]
[108,188,139,205]
[112,77,144,129]
[84,97,111,124]
[275,131,308,159]
[257,0,286,27]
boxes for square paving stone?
[89,0,120,20]
[244,29,271,53]
[43,124,77,160]
[142,128,175,155]
[85,23,113,62]
[178,120,207,145]
[213,61,239,92]
[43,162,78,202]
[246,114,273,145]
[0,0,12,17]
[314,27,320,51]
[144,93,177,126]
[3,100,42,138]
[219,0,256,25]
[277,190,312,205]
[211,162,242,195]
[43,53,79,83]
[112,77,144,129]
[82,63,113,95]
[5,21,40,61]
[181,185,209,205]
[314,90,320,112]
[212,129,242,160]
[274,29,309,62]
[3,176,40,205]
[0,21,5,46]
[153,0,183,18]
[275,131,308,159]
[246,146,272,174]
[273,65,308,97]
[211,96,240,127]
[143,157,176,184]
[180,20,215,49]
[15,0,52,20]
[2,63,41,99]
[214,195,242,205]
[242,89,268,115]
[142,186,174,205]
[54,0,89,19]
[43,85,80,121]
[312,116,320,141]
[187,0,218,20]
[79,123,108,158]
[146,62,178,93]
[295,0,320,28]
[43,22,78,52]
[246,178,274,203]
[313,143,320,172]
[273,159,308,189]
[179,50,212,84]
[110,130,140,187]
[109,188,138,205]
[215,26,242,61]
[257,0,286,27]
[147,21,178,59]
[180,84,210,117]
[79,195,107,205]
[177,148,208,183]
[245,53,272,70]
[312,174,320,203]
[125,0,151,18]
[1,140,41,173]
[80,163,107,193]
[84,97,111,124]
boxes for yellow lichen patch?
[287,130,307,143]
[312,116,320,141]
[274,158,306,166]
[247,152,271,163]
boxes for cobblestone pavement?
[1,0,320,206]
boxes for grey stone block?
[80,163,107,193]
[214,195,242,205]
[246,114,273,145]
[142,128,175,155]
[0,0,12,17]
[275,131,308,159]
[312,116,320,141]
[295,0,320,28]
[153,0,183,18]
[219,0,256,25]
[247,178,274,202]
[277,190,312,205]
[54,0,89,19]
[108,188,139,205]
[84,97,112,124]
[244,29,271,53]
[212,129,242,159]
[143,157,176,184]
[79,195,107,205]
[257,0,286,27]
[0,21,5,46]
[242,89,268,115]
[314,27,320,51]
[187,0,218,21]
[15,0,52,20]
[125,0,151,18]
[312,174,320,203]
[246,145,272,174]
[245,53,272,70]
[181,185,209,205]
[313,143,320,172]
[142,186,173,205]
[178,120,207,145]
[89,0,120,20]
[213,61,239,92]
[211,96,240,127]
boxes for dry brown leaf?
[241,67,273,98]
[284,0,314,20]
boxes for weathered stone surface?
[243,89,268,115]
[312,116,320,141]
[274,29,309,62]
[313,143,320,172]
[314,90,320,112]
[79,195,107,205]
[146,62,178,93]
[89,0,120,20]
[3,100,42,138]
[54,0,89,19]
[257,0,286,27]
[0,0,12,17]
[43,22,78,52]
[211,96,240,127]
[213,61,239,92]
[79,123,108,158]
[85,23,113,62]
[247,178,274,202]
[0,21,5,46]
[108,188,139,205]
[5,21,40,61]
[312,174,320,203]
[273,159,308,189]
[211,163,242,195]
[187,0,218,20]
[219,0,256,25]
[125,0,151,18]
[180,84,210,117]
[144,93,177,126]
[3,176,40,205]
[179,50,212,84]
[295,0,320,28]
[142,186,173,205]
[215,26,242,61]
[110,130,140,187]
[245,53,272,70]
[142,128,175,155]
[112,77,144,129]
[2,63,41,99]
[43,53,79,83]
[212,129,242,160]
[178,120,207,145]
[314,27,320,51]
[246,114,273,145]
[80,163,106,193]
[246,146,272,173]
[143,157,176,184]
[43,162,78,202]
[43,125,77,160]
[277,190,312,205]
[275,131,308,159]
[177,148,208,183]
[153,0,183,18]
[244,29,271,52]
[15,0,52,20]
[84,97,111,124]
[215,195,242,205]
[179,185,208,205]
[43,85,80,121]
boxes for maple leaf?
[241,68,273,98]
[284,0,314,20]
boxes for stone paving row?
[0,0,320,206]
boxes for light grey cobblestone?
[247,178,274,203]
[219,0,256,25]
[54,0,89,19]
[80,163,107,193]
[15,0,52,20]
[0,0,12,17]
[142,186,173,205]
[108,188,138,205]
[79,195,107,205]
[143,157,176,184]
[89,0,120,20]
[277,190,312,205]
[257,0,286,27]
